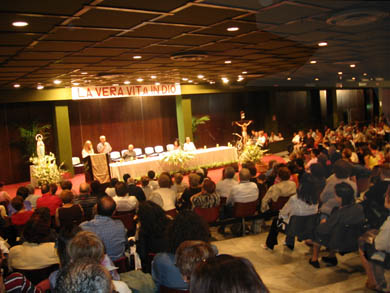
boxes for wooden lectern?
[83,153,111,183]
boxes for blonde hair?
[67,231,104,262]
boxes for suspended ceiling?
[0,0,389,89]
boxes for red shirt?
[36,193,62,216]
[11,210,34,226]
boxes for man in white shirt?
[216,166,238,201]
[112,182,138,212]
[150,174,176,211]
[97,135,112,154]
[227,168,258,206]
[183,137,196,152]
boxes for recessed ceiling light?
[350,64,356,68]
[197,74,204,79]
[182,77,188,81]
[12,21,28,27]
[314,77,319,81]
[209,81,215,84]
[81,72,88,75]
[242,71,247,74]
[221,77,229,84]
[338,72,343,75]
[237,77,244,82]
[155,82,160,86]
[224,60,232,64]
[227,27,239,32]
[54,80,62,84]
[310,60,317,64]
[13,84,20,88]
[133,56,142,59]
[124,81,130,85]
[136,78,143,82]
[113,83,119,86]
[37,85,44,90]
[287,77,292,80]
[151,75,157,79]
[352,77,356,80]
[363,73,367,76]
[318,42,328,47]
[188,80,193,83]
[72,82,80,86]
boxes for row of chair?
[110,144,176,161]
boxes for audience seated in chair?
[105,178,119,197]
[36,183,62,217]
[127,178,146,202]
[190,179,220,210]
[309,182,365,268]
[171,172,188,198]
[137,201,171,273]
[74,183,97,221]
[80,196,127,262]
[10,196,34,226]
[178,173,202,211]
[55,190,84,228]
[190,254,269,293]
[150,174,177,212]
[113,181,138,212]
[216,166,238,202]
[152,211,211,291]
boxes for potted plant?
[160,150,195,172]
[192,115,210,143]
[29,152,66,186]
[239,145,268,173]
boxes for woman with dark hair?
[152,211,211,291]
[8,207,59,271]
[190,179,220,209]
[136,200,171,273]
[55,190,84,228]
[309,182,365,268]
[190,254,269,293]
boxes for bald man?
[123,144,136,161]
[74,183,97,221]
[97,135,112,154]
[80,196,127,261]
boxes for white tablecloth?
[109,147,238,179]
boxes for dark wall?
[0,102,55,184]
[68,95,178,158]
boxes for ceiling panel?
[0,46,22,56]
[0,13,63,33]
[0,0,92,15]
[73,47,128,56]
[123,23,198,39]
[98,0,189,13]
[95,37,160,48]
[44,27,118,41]
[14,51,68,60]
[157,5,244,26]
[30,41,93,51]
[162,34,223,46]
[196,20,259,36]
[0,33,41,46]
[69,8,157,29]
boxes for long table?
[109,146,238,179]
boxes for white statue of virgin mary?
[36,134,45,158]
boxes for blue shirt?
[80,215,127,261]
[152,252,188,290]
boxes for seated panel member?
[183,137,196,152]
[123,144,136,161]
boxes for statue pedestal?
[29,165,38,188]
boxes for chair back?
[160,285,189,293]
[220,197,227,206]
[113,256,130,273]
[134,148,142,156]
[270,196,290,212]
[233,200,258,218]
[154,145,164,153]
[194,205,220,223]
[14,264,59,285]
[112,210,136,236]
[166,144,174,151]
[329,222,364,253]
[72,156,81,165]
[165,208,178,219]
[121,149,128,157]
[110,151,121,161]
[286,214,319,241]
[145,147,155,156]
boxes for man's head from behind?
[79,182,91,195]
[40,184,50,195]
[96,196,116,217]
[239,168,251,182]
[333,159,352,179]
[115,182,128,197]
[223,166,235,179]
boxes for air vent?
[327,9,387,26]
[170,51,208,61]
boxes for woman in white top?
[280,173,323,224]
[82,140,94,158]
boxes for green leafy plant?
[161,150,195,171]
[239,145,268,164]
[30,152,65,185]
[192,115,210,142]
[16,122,51,159]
